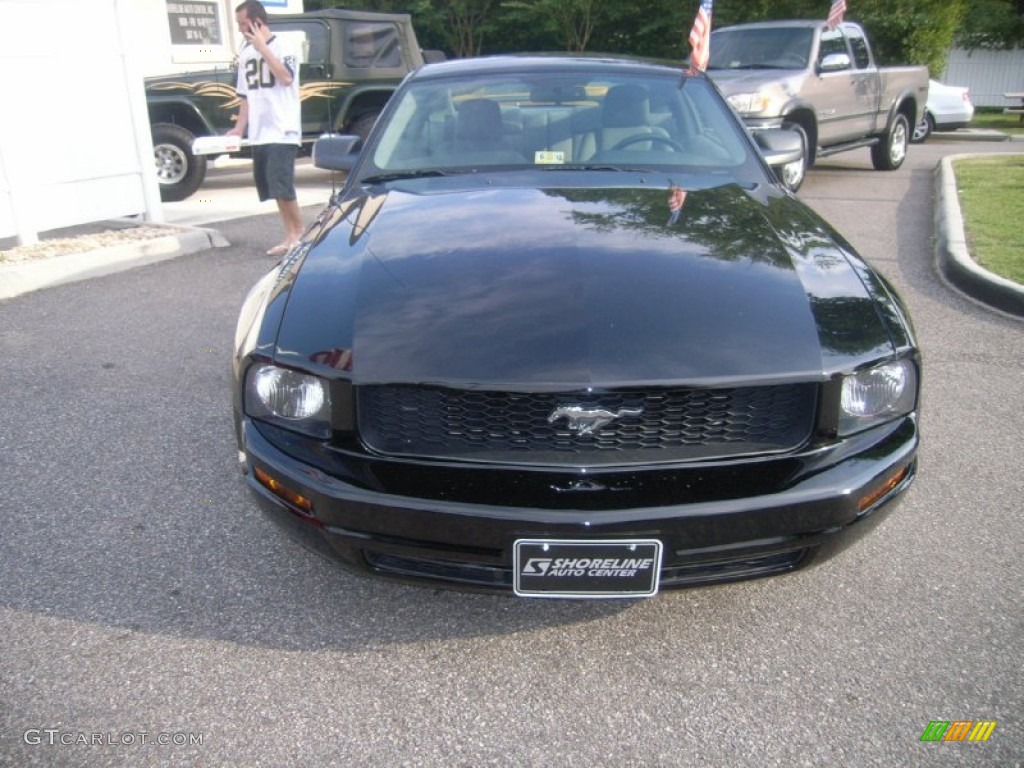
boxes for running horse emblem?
[547,406,644,436]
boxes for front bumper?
[239,417,918,595]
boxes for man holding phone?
[228,0,303,257]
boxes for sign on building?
[166,2,223,46]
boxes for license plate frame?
[513,538,662,598]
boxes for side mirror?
[313,134,362,171]
[818,53,851,73]
[755,129,803,167]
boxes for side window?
[847,33,871,69]
[345,22,401,69]
[817,28,848,66]
[273,21,328,66]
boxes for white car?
[912,79,975,142]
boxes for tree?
[306,0,980,72]
[437,0,498,57]
[955,0,1024,49]
[846,0,967,75]
[588,0,688,59]
[550,0,602,52]
[497,1,601,53]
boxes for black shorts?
[252,144,298,202]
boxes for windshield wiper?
[360,169,455,184]
[553,164,652,173]
[709,64,783,70]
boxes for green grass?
[953,155,1024,284]
[970,108,1024,136]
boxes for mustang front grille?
[357,384,817,465]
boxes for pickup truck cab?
[707,20,928,191]
[145,9,428,201]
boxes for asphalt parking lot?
[160,156,340,228]
[1,139,1021,767]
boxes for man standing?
[228,0,303,256]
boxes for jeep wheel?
[349,112,381,141]
[152,123,206,202]
[778,122,808,192]
[871,113,909,171]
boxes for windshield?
[361,71,758,182]
[708,27,814,70]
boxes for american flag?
[688,0,714,74]
[827,0,847,30]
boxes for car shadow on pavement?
[2,440,759,651]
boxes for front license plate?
[513,539,662,598]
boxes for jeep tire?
[349,112,381,141]
[152,123,206,202]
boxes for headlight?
[839,359,917,436]
[726,92,771,115]
[245,363,332,438]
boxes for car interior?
[370,73,748,173]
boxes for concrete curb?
[934,153,1024,318]
[927,128,1012,142]
[0,224,229,301]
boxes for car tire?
[911,112,934,144]
[152,123,206,202]
[778,121,809,192]
[871,113,909,171]
[349,112,381,141]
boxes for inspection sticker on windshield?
[534,150,565,164]
[514,539,662,598]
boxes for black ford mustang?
[232,56,920,598]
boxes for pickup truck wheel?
[778,122,808,192]
[871,113,909,171]
[152,123,206,202]
[911,112,933,144]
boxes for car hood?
[706,69,804,96]
[272,181,894,388]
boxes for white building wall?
[942,47,1024,107]
[0,0,303,245]
[0,0,163,244]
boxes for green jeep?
[145,9,428,201]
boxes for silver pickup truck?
[707,20,928,191]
